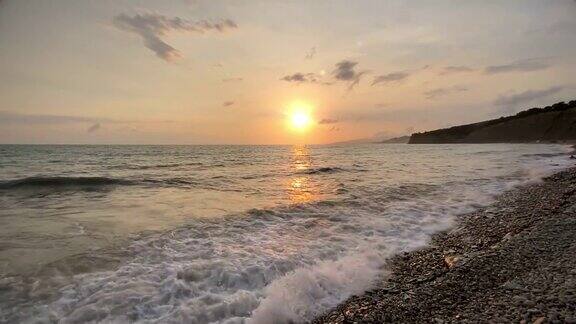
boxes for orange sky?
[0,0,575,144]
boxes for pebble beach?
[315,165,576,323]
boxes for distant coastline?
[409,100,576,144]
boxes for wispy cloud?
[223,101,234,107]
[371,71,410,86]
[485,58,551,74]
[332,60,367,90]
[424,85,468,100]
[318,118,338,124]
[87,123,101,133]
[222,77,243,82]
[305,46,316,59]
[529,20,576,36]
[0,111,113,124]
[440,66,475,75]
[280,72,319,83]
[112,13,237,62]
[494,86,563,107]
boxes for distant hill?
[409,100,576,144]
[379,135,410,144]
[328,138,374,145]
[329,135,410,145]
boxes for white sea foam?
[21,182,510,323]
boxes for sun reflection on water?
[291,145,311,171]
[287,145,317,203]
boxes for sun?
[287,101,314,132]
[291,111,311,130]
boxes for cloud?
[424,85,468,100]
[280,72,319,83]
[0,111,112,124]
[374,103,388,108]
[318,118,338,124]
[332,60,367,90]
[305,46,316,59]
[87,123,101,133]
[371,71,410,86]
[223,101,234,107]
[484,58,551,74]
[332,61,358,81]
[494,86,563,107]
[112,13,237,62]
[222,77,243,82]
[441,66,475,75]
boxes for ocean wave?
[2,144,572,323]
[0,175,242,193]
[125,162,204,170]
[521,152,567,158]
[11,181,497,323]
[0,176,132,189]
[298,167,345,175]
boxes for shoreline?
[314,166,576,323]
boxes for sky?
[0,0,575,145]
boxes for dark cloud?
[87,123,101,133]
[424,85,468,100]
[305,46,316,59]
[319,118,338,124]
[332,60,367,90]
[112,13,237,62]
[280,72,319,83]
[484,58,551,74]
[374,103,388,108]
[333,61,358,81]
[222,77,243,82]
[371,71,410,86]
[494,86,563,107]
[223,101,234,107]
[441,66,475,75]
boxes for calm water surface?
[0,144,571,323]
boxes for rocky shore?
[315,167,576,323]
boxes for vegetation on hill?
[409,100,576,143]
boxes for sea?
[0,143,572,323]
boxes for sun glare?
[291,111,311,130]
[287,101,314,132]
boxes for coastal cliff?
[409,100,576,144]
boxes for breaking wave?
[11,180,511,323]
[0,176,132,189]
